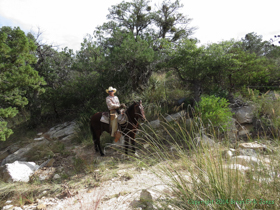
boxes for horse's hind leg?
[96,137,104,156]
[90,124,104,156]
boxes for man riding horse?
[106,86,124,142]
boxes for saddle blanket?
[100,112,127,125]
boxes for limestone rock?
[1,139,49,166]
[238,142,267,151]
[53,174,61,179]
[44,121,78,141]
[0,161,39,183]
[231,156,261,167]
[222,150,234,160]
[165,111,186,122]
[2,205,14,210]
[238,148,257,157]
[195,134,216,147]
[233,105,255,124]
[223,164,250,174]
[149,119,160,128]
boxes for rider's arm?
[106,96,120,110]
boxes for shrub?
[196,95,233,130]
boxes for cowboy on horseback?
[106,86,124,141]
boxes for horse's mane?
[126,102,135,113]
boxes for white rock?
[34,137,45,141]
[223,150,234,159]
[12,207,23,210]
[37,132,43,136]
[238,142,267,150]
[231,156,261,167]
[223,164,251,173]
[2,205,13,210]
[0,161,39,182]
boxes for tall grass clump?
[134,117,280,210]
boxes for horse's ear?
[139,100,142,104]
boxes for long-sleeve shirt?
[106,95,120,110]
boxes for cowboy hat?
[106,86,117,93]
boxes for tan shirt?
[106,96,120,110]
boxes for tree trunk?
[192,80,202,104]
[29,90,42,128]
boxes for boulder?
[233,105,255,124]
[44,121,79,141]
[1,139,49,166]
[165,111,186,122]
[0,144,20,161]
[149,119,160,128]
[195,134,216,147]
[0,161,39,182]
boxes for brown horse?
[90,100,146,156]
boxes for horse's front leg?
[124,135,129,155]
[130,132,136,154]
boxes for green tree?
[91,0,195,91]
[0,26,45,141]
[153,0,196,41]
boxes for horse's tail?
[89,117,97,141]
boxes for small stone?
[223,150,233,160]
[34,137,45,141]
[36,203,47,210]
[13,207,23,210]
[53,174,61,179]
[37,133,43,136]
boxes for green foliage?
[0,26,45,141]
[196,95,233,130]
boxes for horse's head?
[133,100,146,121]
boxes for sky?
[0,0,279,52]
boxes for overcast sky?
[0,0,279,52]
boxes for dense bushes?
[196,95,233,130]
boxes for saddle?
[100,112,127,125]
